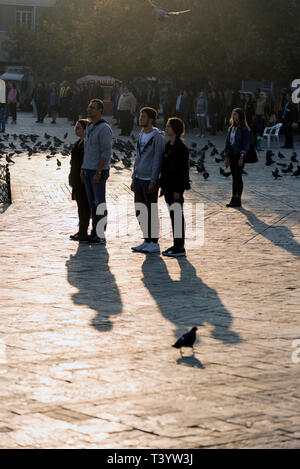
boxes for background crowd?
[1,79,299,149]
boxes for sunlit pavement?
[0,113,300,448]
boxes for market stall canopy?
[76,75,121,85]
[0,79,5,103]
[0,72,24,82]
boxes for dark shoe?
[162,246,175,256]
[70,232,80,241]
[226,197,236,208]
[88,235,106,245]
[164,247,186,258]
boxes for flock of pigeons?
[2,130,300,185]
[0,131,72,169]
[266,150,300,179]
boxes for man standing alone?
[131,107,165,254]
[81,99,112,244]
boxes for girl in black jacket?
[69,119,91,241]
[160,117,190,258]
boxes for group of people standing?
[70,90,253,255]
[69,100,190,257]
[30,80,105,125]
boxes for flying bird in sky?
[146,0,191,19]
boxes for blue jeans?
[83,169,110,238]
[0,109,6,132]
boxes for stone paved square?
[0,114,299,449]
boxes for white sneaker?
[132,241,149,252]
[142,242,160,253]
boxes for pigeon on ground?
[215,158,223,163]
[56,159,61,167]
[272,168,282,179]
[173,327,198,356]
[146,0,191,19]
[282,163,293,174]
[291,155,299,163]
[220,168,231,178]
[278,151,285,159]
[64,132,68,139]
[203,171,210,180]
[211,148,219,157]
[6,155,15,164]
[292,166,300,177]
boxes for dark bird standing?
[173,327,198,356]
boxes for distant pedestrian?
[224,108,250,208]
[49,87,60,124]
[69,119,91,242]
[117,85,136,136]
[81,99,112,244]
[7,82,18,124]
[160,117,190,258]
[34,82,48,123]
[196,91,208,137]
[0,103,6,133]
[253,92,266,136]
[131,107,165,254]
[282,92,297,149]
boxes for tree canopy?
[2,0,299,87]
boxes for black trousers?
[74,188,91,235]
[164,190,185,250]
[37,102,47,122]
[9,103,17,121]
[134,178,159,243]
[229,150,245,198]
[284,123,294,148]
[119,110,133,136]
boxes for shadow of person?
[177,355,205,369]
[66,244,122,332]
[241,207,300,257]
[142,255,241,346]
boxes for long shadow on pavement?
[66,244,122,332]
[142,255,242,346]
[241,208,300,257]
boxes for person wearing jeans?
[131,107,165,254]
[0,103,6,132]
[224,108,250,208]
[81,99,112,244]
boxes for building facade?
[0,0,55,71]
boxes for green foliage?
[2,0,299,85]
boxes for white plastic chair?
[263,123,283,148]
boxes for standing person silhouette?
[224,108,250,208]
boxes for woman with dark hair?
[224,108,250,208]
[69,118,91,241]
[160,117,190,258]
